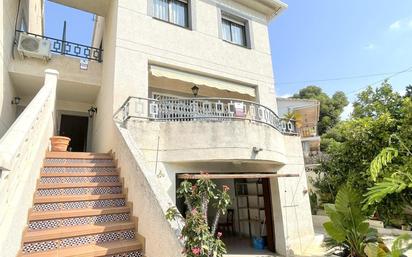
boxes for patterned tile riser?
[28,213,130,230]
[33,199,126,212]
[44,158,114,164]
[22,230,135,253]
[36,187,122,196]
[39,176,119,184]
[42,167,117,173]
[104,251,144,257]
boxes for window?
[221,15,247,47]
[153,0,189,28]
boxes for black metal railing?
[16,30,103,62]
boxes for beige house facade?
[0,0,315,257]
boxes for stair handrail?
[0,69,58,171]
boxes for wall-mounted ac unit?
[17,33,51,60]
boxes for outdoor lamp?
[88,106,97,118]
[191,85,199,97]
[11,97,21,105]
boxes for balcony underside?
[49,0,110,16]
[9,54,101,103]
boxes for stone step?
[28,212,130,231]
[38,176,120,184]
[19,240,142,257]
[40,172,120,177]
[46,152,112,159]
[22,228,136,254]
[37,182,122,189]
[32,198,127,212]
[34,194,126,204]
[29,206,131,221]
[23,222,135,243]
[43,162,116,168]
[43,158,114,165]
[42,166,118,174]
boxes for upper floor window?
[221,15,247,47]
[153,0,189,28]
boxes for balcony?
[114,97,298,163]
[298,123,318,138]
[16,30,103,62]
[115,97,297,135]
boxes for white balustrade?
[114,96,297,135]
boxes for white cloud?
[389,20,401,30]
[340,103,353,121]
[364,43,376,50]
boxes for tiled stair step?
[32,199,127,212]
[19,240,142,257]
[43,162,116,168]
[42,166,118,173]
[30,206,131,221]
[40,172,120,177]
[28,212,131,231]
[39,176,120,184]
[34,194,126,204]
[37,182,122,189]
[45,152,113,159]
[44,158,114,164]
[22,223,136,254]
[23,222,135,243]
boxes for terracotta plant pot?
[50,136,71,152]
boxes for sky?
[269,0,412,118]
[44,1,412,118]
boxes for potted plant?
[50,136,71,152]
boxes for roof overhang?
[177,173,299,180]
[232,0,288,20]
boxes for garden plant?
[166,174,231,257]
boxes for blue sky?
[44,1,412,117]
[269,0,412,117]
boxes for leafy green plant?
[364,234,412,257]
[364,142,412,209]
[323,186,379,257]
[166,174,231,257]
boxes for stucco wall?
[0,0,43,138]
[106,0,279,138]
[0,70,57,257]
[0,0,19,137]
[126,119,287,164]
[113,124,184,257]
[124,118,314,256]
[271,135,315,256]
[92,0,118,152]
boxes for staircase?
[18,152,144,257]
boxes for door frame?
[56,110,92,152]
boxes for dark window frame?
[152,0,191,29]
[220,12,251,49]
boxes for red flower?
[191,247,201,255]
[223,185,230,192]
[217,232,223,238]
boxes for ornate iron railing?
[114,96,298,135]
[16,30,103,62]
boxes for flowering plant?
[166,173,231,257]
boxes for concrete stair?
[18,152,144,257]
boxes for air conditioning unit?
[17,33,51,60]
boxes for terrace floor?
[223,236,277,257]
